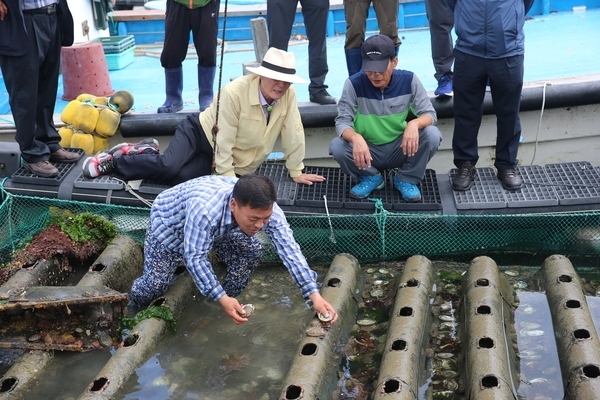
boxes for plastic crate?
[105,46,135,70]
[94,35,135,54]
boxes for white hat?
[246,48,309,84]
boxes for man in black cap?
[330,35,442,202]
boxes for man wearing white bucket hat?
[83,48,325,187]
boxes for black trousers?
[160,0,220,68]
[267,0,329,95]
[113,114,214,185]
[0,12,62,163]
[452,50,524,170]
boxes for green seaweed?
[120,305,177,333]
[438,270,464,285]
[51,211,117,243]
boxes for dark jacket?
[0,0,73,57]
[446,0,535,59]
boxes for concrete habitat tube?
[77,235,144,292]
[0,235,144,400]
[77,272,196,400]
[541,254,600,400]
[373,255,435,399]
[464,256,519,400]
[279,253,364,400]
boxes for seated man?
[330,35,442,202]
[128,174,338,325]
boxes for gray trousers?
[329,126,442,184]
[424,0,454,81]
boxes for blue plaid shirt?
[149,175,319,301]
[22,0,57,10]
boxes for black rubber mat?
[255,162,298,206]
[505,165,558,208]
[11,149,85,186]
[544,161,600,205]
[74,174,124,190]
[451,167,506,210]
[139,180,170,195]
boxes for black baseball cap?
[361,35,395,73]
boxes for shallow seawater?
[6,259,600,399]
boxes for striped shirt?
[23,0,58,10]
[149,175,319,301]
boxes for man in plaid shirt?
[129,174,338,325]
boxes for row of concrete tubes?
[279,254,600,399]
[3,241,600,399]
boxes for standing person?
[448,0,534,191]
[157,0,220,114]
[129,174,339,325]
[330,35,442,202]
[83,48,326,187]
[267,0,337,105]
[425,0,454,97]
[343,0,400,77]
[0,0,80,177]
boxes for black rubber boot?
[157,67,184,113]
[198,65,216,111]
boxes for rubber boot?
[198,65,216,111]
[345,48,363,77]
[157,67,183,113]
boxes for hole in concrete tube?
[91,263,106,272]
[327,278,341,287]
[301,343,318,356]
[174,264,186,275]
[152,298,166,307]
[574,329,591,340]
[477,305,491,314]
[391,339,407,351]
[89,377,109,392]
[284,385,302,399]
[382,379,401,393]
[0,377,18,393]
[399,307,413,317]
[479,337,494,348]
[582,364,600,378]
[406,278,419,287]
[476,279,489,286]
[558,275,573,283]
[566,299,581,308]
[122,332,140,347]
[481,375,499,388]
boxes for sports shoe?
[452,162,476,191]
[434,75,453,97]
[82,152,114,179]
[108,138,159,158]
[497,168,523,191]
[350,174,385,199]
[393,177,421,202]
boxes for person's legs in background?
[158,0,191,113]
[343,0,370,76]
[191,0,220,111]
[425,0,454,97]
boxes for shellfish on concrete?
[305,320,328,338]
